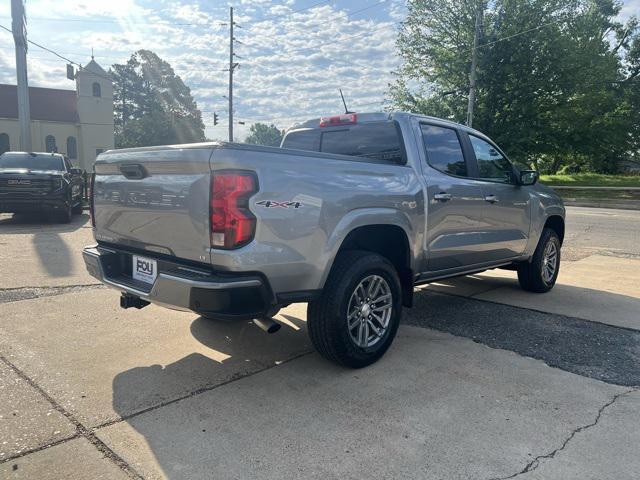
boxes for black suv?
[0,152,84,223]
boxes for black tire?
[307,250,402,368]
[57,198,73,223]
[72,199,83,214]
[517,228,561,293]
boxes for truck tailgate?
[93,146,213,264]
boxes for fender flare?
[318,207,414,290]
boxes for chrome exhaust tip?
[253,317,281,334]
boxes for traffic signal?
[213,112,219,126]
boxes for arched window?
[66,136,77,159]
[92,82,101,97]
[0,133,9,155]
[45,135,57,153]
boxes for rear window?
[0,153,65,171]
[282,121,405,164]
[321,122,404,163]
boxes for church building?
[0,58,114,171]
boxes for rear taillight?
[210,171,257,249]
[89,173,96,227]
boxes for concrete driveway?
[0,207,639,479]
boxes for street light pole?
[11,0,31,151]
[466,3,482,128]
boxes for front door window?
[469,135,513,183]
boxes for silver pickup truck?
[83,112,565,367]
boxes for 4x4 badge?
[256,200,303,209]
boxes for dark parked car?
[0,151,84,222]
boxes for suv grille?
[0,177,53,195]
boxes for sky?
[0,0,638,140]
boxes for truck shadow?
[427,271,640,330]
[111,314,310,420]
[0,212,89,233]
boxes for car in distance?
[83,112,565,368]
[0,151,84,223]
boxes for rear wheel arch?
[332,224,414,307]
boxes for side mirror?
[69,168,83,175]
[519,170,538,186]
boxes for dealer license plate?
[132,255,158,285]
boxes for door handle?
[484,194,499,203]
[433,192,452,202]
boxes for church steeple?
[75,56,114,170]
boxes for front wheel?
[307,251,402,368]
[517,228,561,293]
[72,198,83,214]
[57,198,73,224]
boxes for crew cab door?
[418,122,489,272]
[462,133,531,261]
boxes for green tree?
[244,123,284,147]
[390,0,640,173]
[111,50,206,148]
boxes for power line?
[0,15,215,27]
[245,0,389,37]
[0,24,114,83]
[473,15,573,52]
[242,0,333,25]
[244,21,398,68]
[0,1,334,29]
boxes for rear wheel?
[307,251,402,368]
[517,227,561,293]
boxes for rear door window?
[420,124,468,177]
[281,129,320,151]
[320,122,404,164]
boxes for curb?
[562,200,640,211]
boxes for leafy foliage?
[244,123,284,147]
[111,50,206,148]
[389,0,640,173]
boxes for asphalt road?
[564,206,640,260]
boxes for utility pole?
[228,6,234,142]
[466,2,482,128]
[11,0,31,151]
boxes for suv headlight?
[52,178,64,190]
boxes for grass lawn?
[540,173,640,187]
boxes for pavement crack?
[490,387,639,480]
[94,350,314,431]
[0,348,312,477]
[0,354,144,479]
[0,284,105,304]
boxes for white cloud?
[618,0,639,21]
[1,0,405,141]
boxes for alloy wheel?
[542,241,558,283]
[346,274,393,348]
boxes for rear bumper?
[82,245,275,320]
